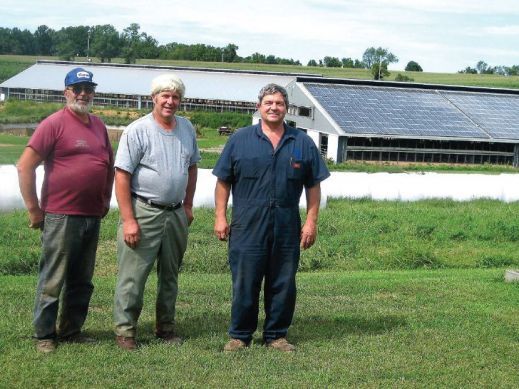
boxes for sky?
[1,0,519,73]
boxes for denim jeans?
[33,213,100,339]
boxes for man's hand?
[184,204,194,226]
[300,220,317,250]
[214,216,230,241]
[123,218,141,249]
[28,207,44,229]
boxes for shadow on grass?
[27,313,406,347]
[293,314,407,339]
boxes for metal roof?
[300,79,519,142]
[0,61,299,102]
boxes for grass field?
[3,199,519,276]
[2,177,519,386]
[1,269,518,387]
[2,54,519,89]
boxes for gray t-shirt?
[115,113,201,204]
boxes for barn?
[0,60,303,113]
[281,77,519,166]
[3,61,519,166]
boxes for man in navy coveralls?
[213,83,330,352]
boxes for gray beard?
[69,100,92,115]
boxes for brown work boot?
[116,335,137,351]
[156,330,183,345]
[36,339,57,354]
[223,338,248,352]
[266,338,296,352]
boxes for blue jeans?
[33,213,100,340]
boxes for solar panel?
[305,83,492,140]
[441,91,519,140]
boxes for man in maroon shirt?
[17,67,114,353]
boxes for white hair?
[150,73,185,99]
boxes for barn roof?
[1,60,305,102]
[296,77,519,142]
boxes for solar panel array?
[442,91,519,140]
[304,83,519,141]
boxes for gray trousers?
[33,213,100,339]
[113,199,188,338]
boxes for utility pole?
[87,27,91,60]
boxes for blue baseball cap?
[64,67,97,87]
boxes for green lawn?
[3,199,519,276]
[1,269,517,387]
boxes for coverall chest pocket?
[287,158,304,180]
[240,158,261,179]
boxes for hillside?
[2,54,519,89]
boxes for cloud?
[1,0,518,72]
[483,25,519,36]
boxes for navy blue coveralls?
[213,123,330,343]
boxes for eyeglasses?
[68,84,95,94]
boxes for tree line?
[0,24,301,65]
[458,60,519,76]
[0,24,421,80]
[308,47,424,81]
[12,24,519,80]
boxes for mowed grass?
[0,133,27,164]
[2,199,519,276]
[1,269,518,387]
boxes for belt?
[131,193,182,211]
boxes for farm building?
[279,77,519,166]
[3,61,519,166]
[0,60,302,113]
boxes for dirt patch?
[92,108,141,120]
[200,146,224,153]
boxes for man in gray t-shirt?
[113,74,200,351]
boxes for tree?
[458,66,478,74]
[55,26,90,60]
[323,56,342,67]
[395,73,414,82]
[10,28,36,55]
[307,59,318,67]
[265,55,277,64]
[362,47,377,69]
[476,60,489,74]
[34,25,55,55]
[371,62,389,80]
[0,28,12,54]
[507,65,519,76]
[90,24,121,62]
[121,23,159,62]
[121,23,140,63]
[246,52,266,63]
[354,59,364,68]
[405,60,423,72]
[341,57,354,68]
[222,43,238,62]
[365,47,398,80]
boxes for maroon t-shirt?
[28,107,114,217]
